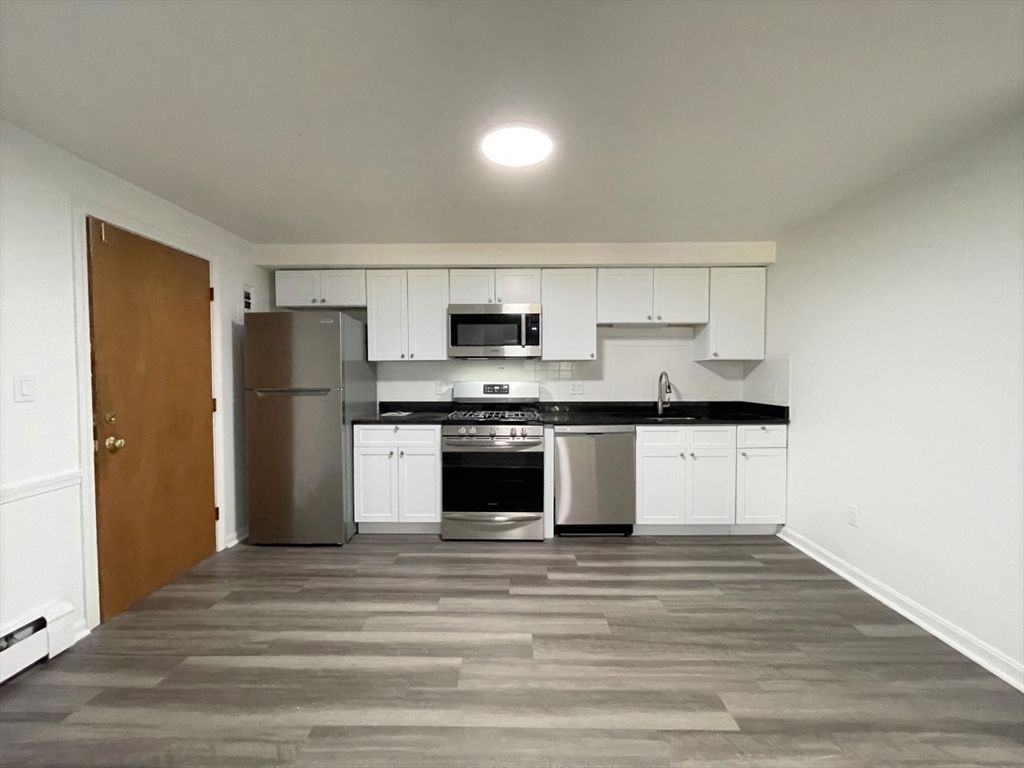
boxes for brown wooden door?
[87,217,217,621]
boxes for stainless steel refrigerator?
[244,311,376,544]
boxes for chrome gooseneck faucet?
[657,371,672,415]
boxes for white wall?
[378,326,744,403]
[765,116,1024,688]
[0,121,268,640]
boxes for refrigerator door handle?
[253,388,334,397]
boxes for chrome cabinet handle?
[310,298,317,303]
[410,353,415,359]
[400,450,404,458]
[647,315,652,320]
[394,426,399,432]
[388,450,394,458]
[657,315,662,320]
[320,298,326,303]
[497,297,502,303]
[488,298,493,303]
[690,452,696,458]
[680,452,685,459]
[712,352,719,357]
[590,352,595,358]
[400,353,405,359]
[741,451,748,457]
[760,425,768,431]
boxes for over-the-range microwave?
[447,304,542,358]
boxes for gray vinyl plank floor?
[1,535,1021,768]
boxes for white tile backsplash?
[377,326,745,402]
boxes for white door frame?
[70,198,226,629]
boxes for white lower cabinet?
[354,426,441,523]
[736,448,787,524]
[636,450,686,523]
[636,425,786,526]
[685,448,736,524]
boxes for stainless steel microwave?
[447,304,542,358]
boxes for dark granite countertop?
[353,401,788,426]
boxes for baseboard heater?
[0,601,75,684]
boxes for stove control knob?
[469,427,477,435]
[510,427,517,438]
[458,427,467,435]
[489,427,498,437]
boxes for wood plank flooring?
[1,535,1022,767]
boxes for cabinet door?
[654,268,709,324]
[354,447,398,522]
[366,270,408,361]
[449,269,494,304]
[736,448,787,524]
[542,269,597,360]
[636,450,686,524]
[495,269,542,304]
[397,447,441,522]
[275,270,320,307]
[320,270,366,307]
[597,268,654,323]
[695,268,765,361]
[407,270,449,361]
[685,448,737,524]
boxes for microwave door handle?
[521,314,527,347]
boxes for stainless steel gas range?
[440,382,545,541]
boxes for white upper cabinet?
[367,270,448,362]
[495,269,542,304]
[275,269,367,308]
[449,269,496,304]
[450,268,541,304]
[694,268,766,361]
[320,270,366,307]
[275,270,321,307]
[598,269,654,323]
[406,270,449,361]
[598,268,709,324]
[366,270,409,361]
[542,269,597,361]
[653,268,709,324]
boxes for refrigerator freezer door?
[246,389,346,544]
[244,311,342,390]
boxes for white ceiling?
[1,0,1021,244]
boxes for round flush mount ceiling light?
[480,125,554,167]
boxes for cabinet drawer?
[636,427,684,448]
[737,424,787,448]
[686,425,736,449]
[355,424,440,447]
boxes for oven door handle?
[442,438,543,448]
[443,512,544,523]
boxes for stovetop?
[447,409,541,424]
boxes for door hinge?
[212,398,217,412]
[214,506,220,521]
[209,286,215,301]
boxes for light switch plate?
[569,381,584,395]
[846,504,859,528]
[14,374,35,403]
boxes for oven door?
[441,443,544,540]
[447,304,541,358]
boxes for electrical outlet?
[846,504,859,528]
[569,381,584,395]
[435,381,447,395]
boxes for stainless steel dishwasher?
[554,425,635,535]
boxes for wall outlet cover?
[846,504,859,527]
[569,381,584,395]
[435,381,447,395]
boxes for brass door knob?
[104,436,126,452]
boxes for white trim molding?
[779,528,1024,692]
[0,471,83,506]
[223,527,248,549]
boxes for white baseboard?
[357,523,441,535]
[779,528,1024,692]
[633,524,779,536]
[223,527,248,549]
